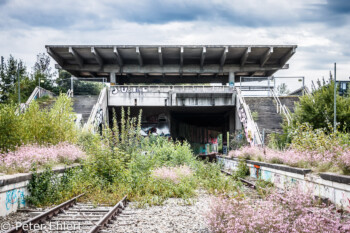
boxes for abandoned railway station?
[46,45,297,154]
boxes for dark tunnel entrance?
[109,106,235,155]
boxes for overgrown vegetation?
[230,80,350,174]
[27,167,78,206]
[232,159,250,179]
[251,111,259,121]
[0,94,77,153]
[207,186,350,233]
[0,54,104,104]
[229,130,248,150]
[26,108,239,207]
[292,81,350,131]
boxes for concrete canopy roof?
[46,45,297,84]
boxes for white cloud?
[0,0,349,89]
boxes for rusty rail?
[88,195,128,233]
[221,169,256,189]
[6,194,128,233]
[5,193,85,233]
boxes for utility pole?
[71,76,73,96]
[334,63,337,132]
[17,65,20,105]
[39,75,41,98]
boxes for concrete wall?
[218,156,350,211]
[108,85,235,107]
[0,179,28,217]
[0,165,80,217]
[110,91,169,106]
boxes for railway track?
[5,194,128,233]
[221,169,256,189]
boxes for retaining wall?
[217,156,350,211]
[0,165,80,217]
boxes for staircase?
[278,96,299,113]
[236,88,263,146]
[72,95,99,124]
[244,97,284,134]
[236,87,301,145]
[20,87,55,112]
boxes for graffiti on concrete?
[262,170,272,181]
[111,87,148,94]
[340,192,350,211]
[5,189,25,211]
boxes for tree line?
[0,53,103,104]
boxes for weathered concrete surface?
[72,95,99,123]
[218,156,350,211]
[109,85,235,107]
[46,45,297,82]
[279,96,299,113]
[244,97,283,133]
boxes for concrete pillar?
[110,72,116,85]
[235,107,242,131]
[229,110,235,134]
[228,72,235,87]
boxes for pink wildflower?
[151,165,193,184]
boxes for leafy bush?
[293,81,350,131]
[27,167,78,207]
[194,161,239,195]
[255,179,274,197]
[0,94,77,153]
[234,159,250,178]
[0,103,24,152]
[251,111,259,121]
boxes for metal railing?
[236,87,262,146]
[270,89,292,125]
[304,86,311,95]
[110,85,233,93]
[84,87,107,132]
[19,86,55,112]
[66,89,73,97]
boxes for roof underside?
[46,45,297,84]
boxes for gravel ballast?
[0,192,211,233]
[108,191,211,233]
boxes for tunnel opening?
[109,106,235,155]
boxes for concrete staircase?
[72,95,99,124]
[37,96,56,110]
[279,96,299,113]
[244,97,284,134]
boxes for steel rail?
[88,195,128,233]
[221,169,256,189]
[5,193,85,233]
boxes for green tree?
[54,70,103,95]
[276,83,290,95]
[53,70,71,94]
[0,56,6,101]
[32,53,55,91]
[0,55,27,103]
[292,81,350,131]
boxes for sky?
[0,0,349,89]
